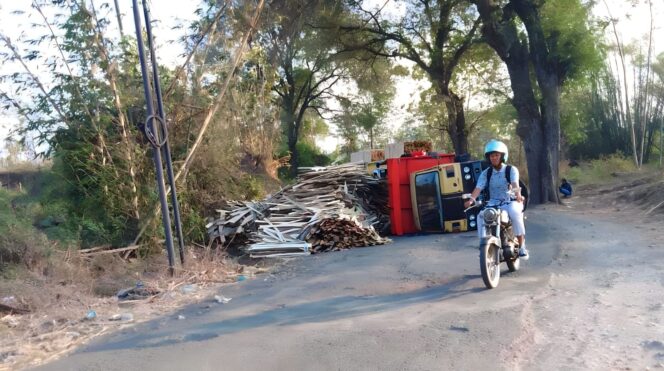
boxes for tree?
[0,1,152,245]
[0,0,274,247]
[337,0,481,155]
[651,53,664,165]
[260,0,346,178]
[408,87,450,150]
[334,97,362,159]
[471,0,602,203]
[567,69,631,159]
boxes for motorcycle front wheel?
[480,241,501,289]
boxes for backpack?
[483,165,529,212]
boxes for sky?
[1,0,663,155]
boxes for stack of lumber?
[206,163,390,257]
[370,149,385,162]
[305,217,388,253]
[404,140,432,153]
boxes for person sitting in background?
[372,162,382,179]
[559,178,573,198]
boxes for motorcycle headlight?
[464,174,471,180]
[469,214,475,221]
[463,166,470,173]
[483,208,499,223]
[469,221,476,228]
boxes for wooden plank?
[80,245,140,256]
[258,223,307,229]
[247,242,310,251]
[0,302,30,314]
[240,213,255,226]
[250,252,311,258]
[259,228,283,242]
[226,209,250,224]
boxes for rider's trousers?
[476,201,526,238]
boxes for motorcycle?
[464,193,522,289]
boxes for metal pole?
[659,118,664,167]
[131,0,176,275]
[142,2,186,264]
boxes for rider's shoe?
[519,245,530,260]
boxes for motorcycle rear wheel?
[480,242,501,288]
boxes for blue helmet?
[484,140,508,163]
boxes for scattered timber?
[207,163,390,257]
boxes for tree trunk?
[603,0,638,167]
[473,0,549,204]
[474,0,565,203]
[282,97,301,178]
[113,0,124,38]
[539,76,562,203]
[369,127,374,150]
[435,77,469,155]
[443,91,469,155]
[509,58,546,204]
[288,129,300,178]
[512,0,562,203]
[638,0,654,167]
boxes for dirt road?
[35,204,664,370]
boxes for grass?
[0,161,50,173]
[0,188,51,270]
[561,153,640,186]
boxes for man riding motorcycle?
[463,140,529,260]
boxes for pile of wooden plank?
[305,217,389,253]
[404,140,432,154]
[206,163,390,257]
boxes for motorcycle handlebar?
[463,200,482,213]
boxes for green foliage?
[334,97,362,157]
[299,115,330,146]
[0,189,50,269]
[44,145,141,247]
[408,88,449,150]
[452,43,511,105]
[0,1,157,248]
[296,142,332,167]
[567,70,632,159]
[339,0,482,154]
[261,0,357,176]
[562,153,637,185]
[8,168,132,248]
[540,0,605,82]
[333,77,394,154]
[560,83,591,146]
[392,118,425,140]
[31,199,78,244]
[277,141,332,179]
[243,175,268,200]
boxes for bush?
[0,189,50,269]
[296,142,332,167]
[277,142,332,180]
[562,153,637,185]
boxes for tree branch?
[0,33,67,124]
[164,0,231,99]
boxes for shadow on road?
[84,274,484,352]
